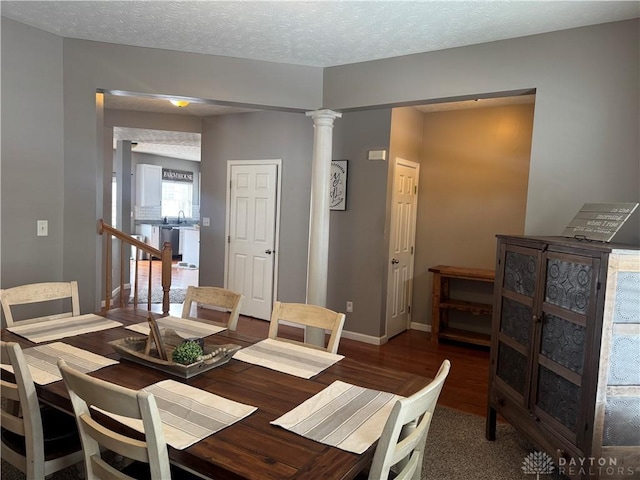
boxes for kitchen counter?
[135,221,199,229]
[136,222,199,261]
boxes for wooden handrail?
[97,219,172,314]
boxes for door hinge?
[229,179,232,189]
[414,185,417,194]
[408,305,411,313]
[228,236,230,243]
[411,246,414,254]
[597,281,601,291]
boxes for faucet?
[177,210,186,224]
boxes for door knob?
[391,258,399,264]
[265,249,273,255]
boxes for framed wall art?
[330,160,348,211]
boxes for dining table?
[1,308,431,480]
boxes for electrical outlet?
[37,220,48,237]
[346,301,353,313]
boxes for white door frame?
[385,157,420,339]
[224,159,282,317]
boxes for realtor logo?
[522,451,555,479]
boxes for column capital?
[306,109,342,126]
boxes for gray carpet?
[423,406,538,480]
[1,406,567,480]
[134,287,187,304]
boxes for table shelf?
[438,328,491,347]
[429,265,495,346]
[439,299,492,315]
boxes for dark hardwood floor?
[154,303,491,418]
[243,316,491,418]
[135,259,491,418]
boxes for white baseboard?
[342,323,430,346]
[276,323,386,346]
[341,330,386,345]
[100,283,130,308]
[411,322,431,333]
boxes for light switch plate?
[37,220,48,236]
[202,217,211,227]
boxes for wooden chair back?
[1,341,83,478]
[0,281,80,327]
[58,360,171,480]
[368,359,451,480]
[268,301,346,354]
[181,286,243,331]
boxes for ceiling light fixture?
[169,99,190,108]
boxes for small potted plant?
[171,340,203,365]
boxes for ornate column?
[305,109,342,346]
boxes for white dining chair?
[0,280,80,327]
[181,285,242,331]
[368,359,451,480]
[268,301,346,354]
[58,359,199,480]
[1,341,84,479]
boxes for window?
[161,181,193,218]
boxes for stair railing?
[97,219,172,315]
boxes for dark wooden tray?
[109,329,241,379]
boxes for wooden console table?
[428,265,495,347]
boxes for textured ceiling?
[2,1,638,68]
[6,1,634,161]
[113,127,202,161]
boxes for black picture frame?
[330,160,348,211]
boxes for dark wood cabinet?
[486,236,640,479]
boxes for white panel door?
[386,158,419,339]
[227,163,278,320]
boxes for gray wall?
[199,109,392,337]
[200,111,314,303]
[1,20,65,296]
[325,20,640,246]
[330,109,392,337]
[2,16,638,337]
[3,18,322,313]
[105,109,202,134]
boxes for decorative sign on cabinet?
[486,235,640,480]
[561,202,638,242]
